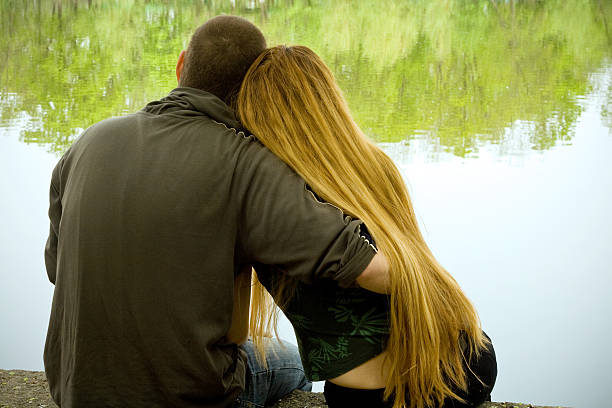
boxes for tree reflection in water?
[0,0,611,157]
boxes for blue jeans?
[235,339,312,408]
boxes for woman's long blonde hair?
[237,45,486,408]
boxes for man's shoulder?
[208,122,292,172]
[233,133,296,178]
[85,112,142,134]
[68,113,138,145]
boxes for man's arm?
[355,253,390,294]
[44,161,63,285]
[236,140,383,287]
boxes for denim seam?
[249,366,307,375]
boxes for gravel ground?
[1,369,566,408]
[270,390,567,408]
[0,370,57,408]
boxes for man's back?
[45,89,253,407]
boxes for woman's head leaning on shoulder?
[237,45,488,408]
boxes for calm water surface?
[1,1,611,407]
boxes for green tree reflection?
[0,0,610,157]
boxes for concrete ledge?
[0,370,566,408]
[270,390,567,408]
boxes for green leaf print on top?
[307,337,351,381]
[329,305,389,344]
[258,272,390,381]
[288,313,312,330]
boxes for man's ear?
[176,50,186,83]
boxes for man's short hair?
[179,15,266,105]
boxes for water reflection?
[1,0,610,156]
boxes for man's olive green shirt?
[43,88,376,407]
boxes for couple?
[44,15,496,408]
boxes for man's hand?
[356,253,390,294]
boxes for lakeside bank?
[0,369,567,408]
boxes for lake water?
[1,1,611,407]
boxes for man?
[44,15,388,408]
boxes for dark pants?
[324,333,497,408]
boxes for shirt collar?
[142,87,243,131]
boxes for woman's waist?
[292,326,389,382]
[327,349,390,389]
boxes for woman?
[235,45,497,408]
